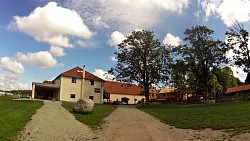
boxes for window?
[152,94,154,96]
[89,96,94,100]
[94,88,101,93]
[70,94,75,98]
[72,77,76,83]
[89,80,94,85]
[163,94,165,97]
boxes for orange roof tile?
[59,67,104,81]
[104,81,143,95]
[226,84,250,93]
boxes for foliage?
[110,30,171,101]
[7,90,32,97]
[139,101,250,135]
[62,102,117,129]
[225,21,250,73]
[0,96,43,141]
[212,66,238,95]
[173,25,227,98]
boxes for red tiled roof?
[104,81,143,95]
[226,84,250,93]
[59,67,104,81]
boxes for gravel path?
[95,105,229,141]
[19,101,248,141]
[18,100,96,141]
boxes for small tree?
[110,30,171,102]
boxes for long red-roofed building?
[104,81,145,104]
[227,84,250,94]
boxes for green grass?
[139,101,250,135]
[62,101,117,129]
[0,96,43,141]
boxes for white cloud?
[93,69,115,81]
[77,40,86,46]
[50,46,66,57]
[109,56,117,62]
[109,31,126,47]
[198,0,250,26]
[0,57,24,74]
[0,74,17,80]
[93,16,110,28]
[230,66,246,82]
[45,35,73,48]
[163,33,182,46]
[155,0,189,14]
[8,2,93,47]
[0,74,30,91]
[16,51,62,68]
[65,0,190,31]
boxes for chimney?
[82,65,86,79]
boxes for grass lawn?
[62,101,117,129]
[139,101,250,135]
[0,96,43,141]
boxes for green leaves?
[111,30,171,101]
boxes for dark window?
[152,94,154,96]
[90,80,94,85]
[70,94,75,98]
[72,77,76,83]
[94,88,101,93]
[163,94,165,97]
[89,96,94,100]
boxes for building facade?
[32,66,104,103]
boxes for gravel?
[18,100,96,141]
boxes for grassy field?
[62,102,117,129]
[0,96,43,141]
[139,101,250,135]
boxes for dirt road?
[95,105,227,141]
[18,100,96,141]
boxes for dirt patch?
[18,100,96,141]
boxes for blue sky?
[1,0,250,90]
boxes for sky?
[1,0,250,90]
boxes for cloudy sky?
[1,0,250,90]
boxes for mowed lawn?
[62,102,116,129]
[139,101,250,134]
[0,96,43,141]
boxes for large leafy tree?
[180,25,227,99]
[225,22,250,83]
[110,30,170,102]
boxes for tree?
[225,22,250,84]
[180,25,227,99]
[110,30,170,102]
[169,59,190,95]
[212,66,238,95]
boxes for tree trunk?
[144,83,150,102]
[245,72,250,84]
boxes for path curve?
[19,100,95,141]
[95,105,228,141]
